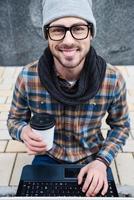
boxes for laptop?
[16,164,118,197]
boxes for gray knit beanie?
[42,0,96,37]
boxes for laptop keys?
[20,181,84,196]
[19,181,118,197]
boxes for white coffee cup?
[30,113,55,151]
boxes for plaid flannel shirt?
[7,63,130,165]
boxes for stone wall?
[0,0,134,66]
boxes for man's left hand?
[77,160,108,197]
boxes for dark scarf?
[38,46,106,105]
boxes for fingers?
[82,173,93,193]
[101,177,108,196]
[85,175,98,196]
[22,126,43,142]
[25,137,47,148]
[21,125,48,154]
[77,165,87,185]
[27,130,43,142]
[25,140,47,153]
[77,161,108,197]
[78,165,96,195]
[85,177,108,197]
[82,175,107,197]
[89,177,103,197]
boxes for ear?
[90,35,93,40]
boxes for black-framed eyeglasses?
[44,24,92,41]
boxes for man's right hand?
[21,125,48,155]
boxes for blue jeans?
[32,153,97,165]
[32,155,61,165]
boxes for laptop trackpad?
[65,168,80,178]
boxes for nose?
[63,30,75,43]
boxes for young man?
[7,0,130,197]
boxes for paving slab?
[127,93,134,104]
[0,104,10,112]
[128,89,134,97]
[0,153,16,186]
[0,112,8,120]
[0,97,7,104]
[0,90,12,97]
[0,121,7,129]
[126,77,134,90]
[122,140,134,152]
[131,130,134,139]
[0,84,12,90]
[0,130,11,140]
[126,67,134,76]
[0,141,7,152]
[6,96,13,104]
[6,140,27,153]
[0,68,4,77]
[128,103,134,112]
[115,153,134,186]
[2,68,16,78]
[10,153,34,186]
[129,112,134,129]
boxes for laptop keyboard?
[19,181,117,197]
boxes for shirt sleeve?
[97,70,130,165]
[7,68,31,141]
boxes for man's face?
[48,17,92,69]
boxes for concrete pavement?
[0,65,134,197]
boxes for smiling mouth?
[60,48,78,52]
[60,49,78,58]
